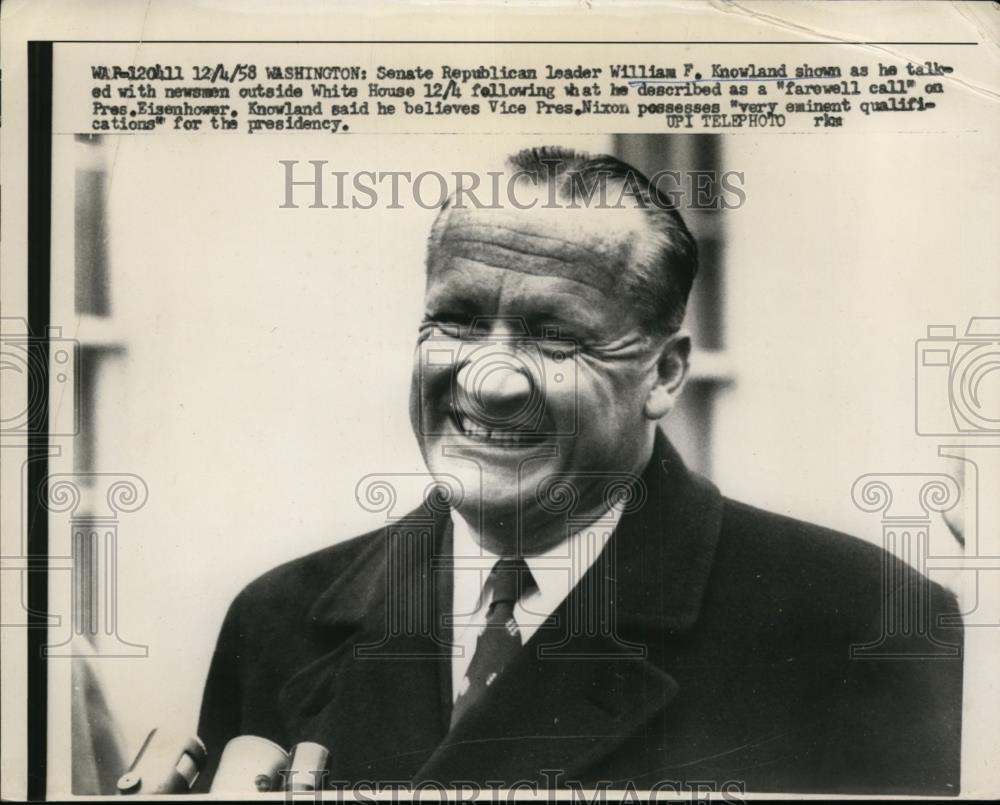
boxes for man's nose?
[455,347,535,426]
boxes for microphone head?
[209,735,290,793]
[285,742,330,792]
[116,728,206,795]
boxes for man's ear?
[643,332,691,421]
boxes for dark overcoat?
[197,433,963,795]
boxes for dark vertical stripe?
[27,39,53,802]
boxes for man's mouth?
[451,413,548,446]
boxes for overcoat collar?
[280,431,724,784]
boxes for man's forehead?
[429,202,647,296]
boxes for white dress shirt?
[448,506,624,701]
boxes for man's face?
[410,191,671,546]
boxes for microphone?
[284,742,330,792]
[116,728,206,795]
[209,735,290,793]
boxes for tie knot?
[488,557,535,610]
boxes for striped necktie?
[451,557,536,728]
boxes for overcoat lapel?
[278,506,455,780]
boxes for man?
[197,147,962,795]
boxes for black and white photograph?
[1,1,999,800]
